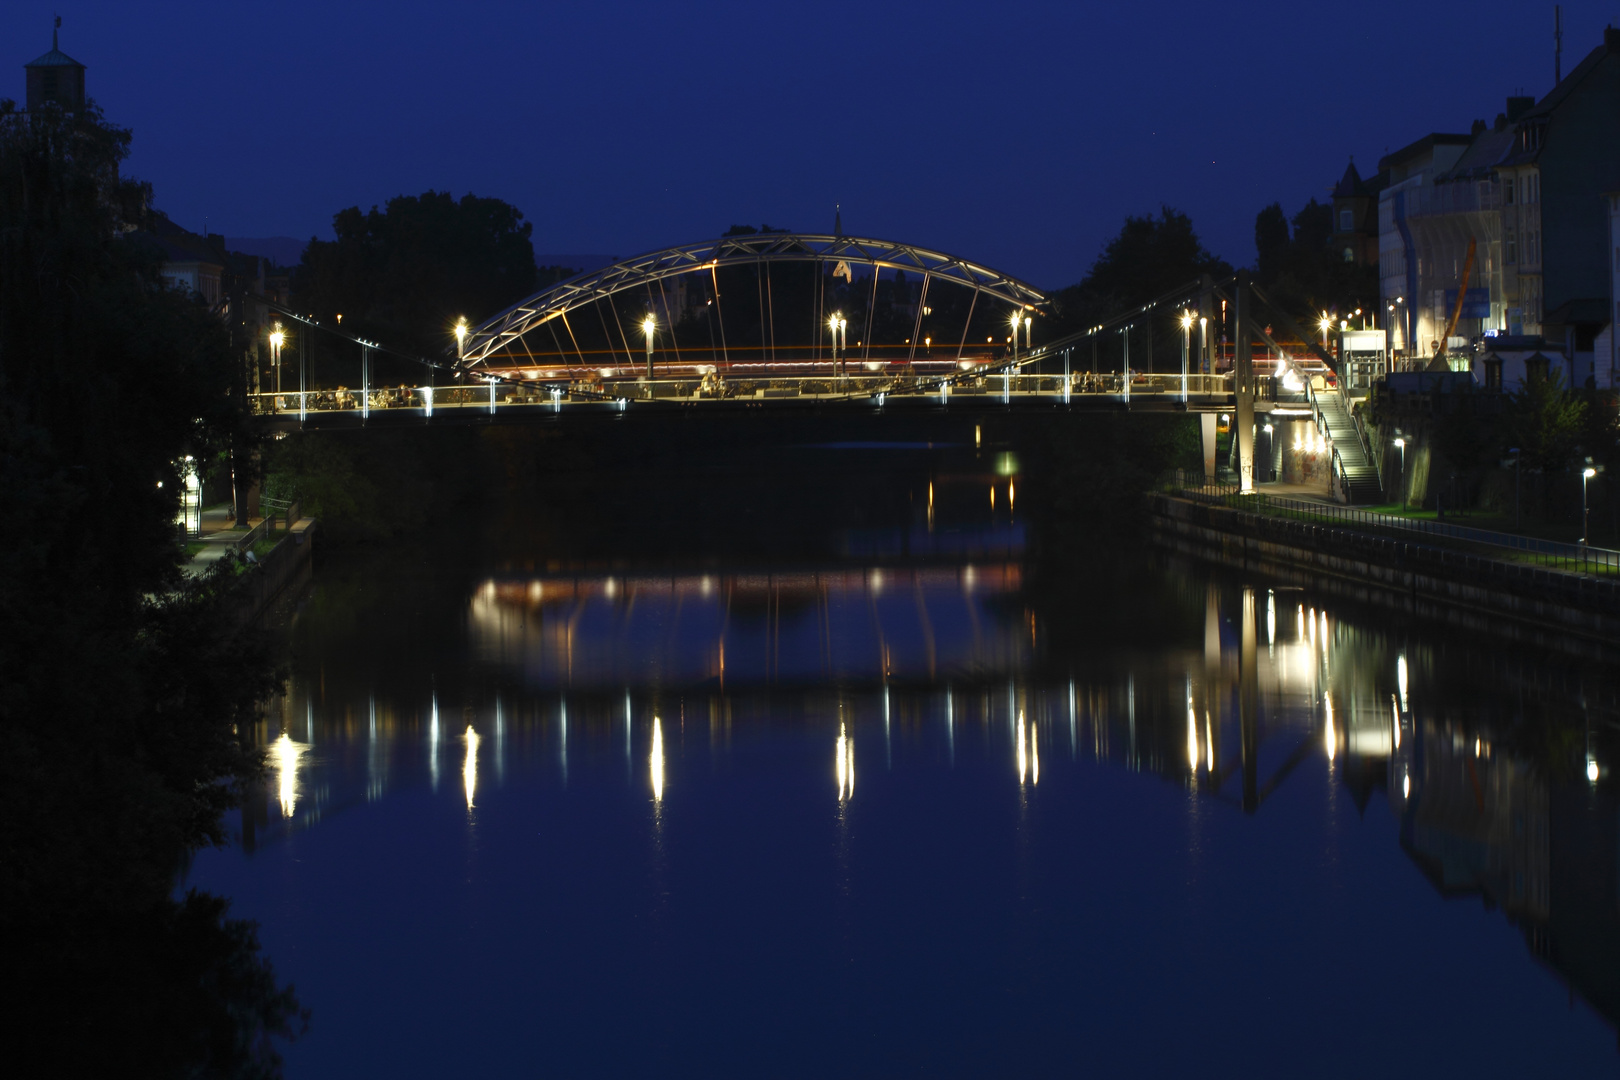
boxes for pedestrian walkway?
[185,506,268,576]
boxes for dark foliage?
[1503,368,1588,473]
[1044,207,1231,339]
[0,98,301,1074]
[292,190,539,357]
[1251,198,1378,324]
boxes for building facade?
[1377,30,1620,387]
[1331,159,1385,267]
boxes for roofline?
[1378,133,1473,173]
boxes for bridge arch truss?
[458,232,1047,371]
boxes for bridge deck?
[254,373,1292,429]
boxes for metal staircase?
[1314,388,1382,503]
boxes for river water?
[189,439,1618,1076]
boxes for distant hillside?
[225,236,306,269]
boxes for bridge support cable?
[558,310,588,369]
[709,264,730,370]
[250,299,621,407]
[907,273,931,368]
[655,277,684,371]
[764,261,776,366]
[1247,282,1339,374]
[754,257,768,366]
[1207,280,1336,378]
[602,292,634,372]
[955,289,977,364]
[862,270,878,364]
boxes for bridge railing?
[246,372,1243,417]
[1161,469,1620,576]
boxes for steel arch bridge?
[457,232,1047,373]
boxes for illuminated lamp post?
[268,324,285,411]
[1581,466,1597,547]
[1393,436,1406,509]
[829,314,847,381]
[1179,311,1193,402]
[643,315,656,381]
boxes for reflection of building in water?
[1391,719,1618,1035]
[467,565,1028,688]
[1180,581,1617,1038]
[1400,724,1550,921]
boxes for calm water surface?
[190,449,1619,1077]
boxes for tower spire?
[834,204,842,237]
[54,14,60,50]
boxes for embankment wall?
[1149,494,1620,658]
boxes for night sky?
[5,1,1616,287]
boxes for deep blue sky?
[6,2,1617,287]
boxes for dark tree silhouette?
[0,97,303,1075]
[293,191,539,357]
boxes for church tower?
[25,19,86,111]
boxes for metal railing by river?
[1163,469,1620,577]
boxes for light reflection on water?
[211,563,1618,1075]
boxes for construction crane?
[1429,237,1477,372]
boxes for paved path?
[185,506,264,576]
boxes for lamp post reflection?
[273,732,305,818]
[836,722,854,802]
[650,716,665,803]
[463,725,479,810]
[1030,718,1039,786]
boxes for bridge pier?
[1200,413,1217,481]
[1234,272,1255,493]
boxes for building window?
[1504,178,1515,204]
[1485,360,1502,390]
[1339,209,1354,231]
[1526,356,1548,381]
[1507,231,1517,264]
[1343,247,1354,262]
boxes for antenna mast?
[1555,5,1563,85]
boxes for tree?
[1046,206,1231,339]
[293,191,539,357]
[1251,197,1378,324]
[0,99,302,1073]
[1503,368,1587,473]
[1254,202,1289,284]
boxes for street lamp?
[642,315,656,381]
[268,324,285,407]
[829,313,847,379]
[1394,436,1406,508]
[1318,312,1332,352]
[1582,466,1597,546]
[1179,311,1193,402]
[454,317,468,360]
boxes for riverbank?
[1149,492,1620,658]
[186,507,318,623]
